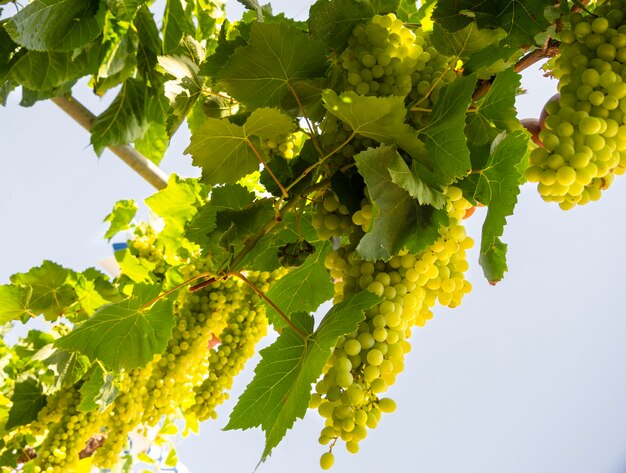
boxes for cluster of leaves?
[0,0,588,470]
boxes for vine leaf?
[225,291,382,462]
[432,0,553,49]
[115,249,157,283]
[55,287,175,371]
[145,174,205,232]
[466,68,521,145]
[159,55,202,135]
[396,0,420,22]
[263,241,333,329]
[78,365,119,413]
[309,0,399,51]
[355,145,448,261]
[432,22,506,59]
[472,131,529,284]
[418,73,477,185]
[186,107,293,185]
[186,184,255,248]
[216,22,328,108]
[10,261,77,322]
[323,90,424,159]
[0,284,32,324]
[162,0,196,54]
[41,348,91,395]
[387,154,446,209]
[4,0,105,52]
[90,78,168,160]
[6,377,46,430]
[103,199,137,240]
[10,49,99,91]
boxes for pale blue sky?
[1,1,626,472]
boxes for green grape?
[320,451,335,470]
[312,192,355,240]
[261,130,307,160]
[527,0,626,208]
[341,13,422,98]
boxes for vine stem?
[231,271,308,340]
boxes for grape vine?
[0,1,624,472]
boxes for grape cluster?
[311,192,354,240]
[93,365,153,468]
[187,276,271,422]
[341,13,422,97]
[525,1,626,209]
[33,386,101,473]
[128,223,168,279]
[312,187,473,468]
[261,130,307,160]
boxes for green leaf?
[73,275,111,318]
[463,43,523,79]
[418,73,477,185]
[145,174,205,231]
[355,145,448,261]
[107,0,145,22]
[5,0,105,52]
[309,0,399,50]
[91,78,168,158]
[387,153,446,208]
[134,5,163,83]
[263,241,333,329]
[56,290,174,371]
[19,80,75,107]
[92,32,139,95]
[216,22,328,108]
[10,261,77,321]
[0,284,32,324]
[466,68,521,145]
[432,0,553,49]
[42,348,90,394]
[103,199,137,240]
[431,22,506,59]
[472,131,528,284]
[6,378,46,430]
[186,107,294,185]
[162,0,196,53]
[78,365,119,413]
[226,291,381,462]
[238,212,320,271]
[323,90,424,159]
[10,48,99,91]
[115,249,157,283]
[159,55,202,135]
[396,0,420,22]
[213,200,275,257]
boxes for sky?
[2,1,626,472]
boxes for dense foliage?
[0,0,624,471]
